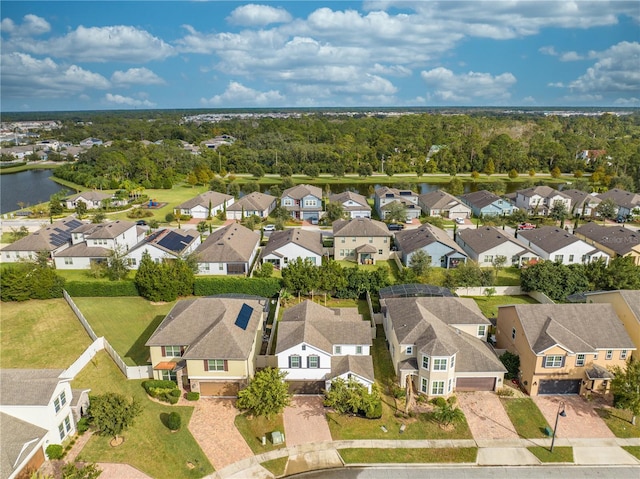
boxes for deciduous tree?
[236,368,290,419]
[88,393,142,441]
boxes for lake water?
[0,169,67,215]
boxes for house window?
[406,346,413,355]
[422,355,429,370]
[163,346,182,357]
[582,255,587,262]
[512,328,516,340]
[308,355,319,368]
[569,254,574,262]
[554,255,564,262]
[448,378,453,393]
[431,381,445,395]
[433,358,447,371]
[206,359,226,371]
[369,237,373,243]
[161,370,177,381]
[54,391,67,413]
[450,355,455,369]
[621,350,628,360]
[356,345,363,355]
[128,258,137,266]
[420,377,428,393]
[341,238,346,243]
[606,350,613,360]
[576,354,585,367]
[544,355,563,368]
[301,345,306,351]
[218,264,224,270]
[477,325,486,337]
[64,258,73,265]
[304,199,316,207]
[334,346,342,354]
[58,422,66,441]
[384,238,388,243]
[484,255,493,263]
[58,414,72,440]
[594,353,599,360]
[378,249,383,255]
[289,356,301,368]
[284,199,293,206]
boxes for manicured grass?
[0,299,92,368]
[261,457,288,476]
[622,446,640,460]
[72,351,214,479]
[528,446,573,463]
[500,398,550,438]
[235,413,287,454]
[71,297,175,366]
[56,269,137,282]
[470,295,539,319]
[339,447,477,464]
[596,408,640,438]
[494,267,521,286]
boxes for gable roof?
[598,188,640,210]
[517,226,582,253]
[585,290,640,323]
[129,228,200,256]
[394,223,466,256]
[0,369,67,406]
[562,189,601,209]
[281,184,322,200]
[227,191,276,212]
[331,355,375,383]
[328,191,371,211]
[275,300,371,355]
[67,191,112,202]
[457,226,533,255]
[1,412,47,479]
[574,223,640,256]
[194,223,259,263]
[261,228,323,257]
[73,220,136,239]
[374,186,418,198]
[333,218,390,237]
[53,243,110,258]
[176,191,233,210]
[146,296,267,360]
[460,190,503,209]
[1,217,83,252]
[517,185,570,200]
[418,190,468,210]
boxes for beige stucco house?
[332,218,392,264]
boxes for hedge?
[65,280,139,297]
[194,277,281,297]
[46,444,64,460]
[142,380,180,404]
[186,391,200,401]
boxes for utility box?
[271,431,284,445]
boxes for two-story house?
[280,184,323,222]
[1,217,83,263]
[261,229,324,269]
[332,218,392,264]
[597,188,640,218]
[574,223,640,265]
[456,226,539,267]
[517,226,609,265]
[495,303,635,395]
[327,191,372,219]
[65,191,128,211]
[145,296,268,397]
[275,300,374,393]
[175,191,234,220]
[562,189,601,218]
[418,190,471,220]
[460,190,517,217]
[125,228,201,269]
[193,223,260,275]
[226,191,277,220]
[374,187,421,221]
[394,223,467,269]
[382,297,506,397]
[514,186,572,216]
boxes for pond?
[0,169,67,215]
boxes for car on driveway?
[263,224,276,231]
[455,217,465,224]
[517,222,536,230]
[387,223,404,231]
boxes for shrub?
[167,394,180,405]
[499,351,520,380]
[165,212,176,222]
[169,388,181,398]
[46,444,64,460]
[77,417,90,434]
[167,412,181,431]
[186,392,200,401]
[365,399,383,419]
[142,380,180,404]
[391,384,406,399]
[142,380,177,393]
[430,397,447,408]
[496,387,514,397]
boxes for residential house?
[418,190,471,220]
[382,297,506,397]
[459,190,517,217]
[125,229,201,269]
[146,296,268,396]
[374,186,421,221]
[514,186,572,216]
[54,220,144,270]
[495,303,635,395]
[332,218,392,264]
[65,191,127,211]
[1,217,83,263]
[394,223,467,269]
[456,226,539,267]
[562,189,601,217]
[0,369,90,479]
[193,223,259,275]
[517,226,610,265]
[79,137,103,147]
[585,290,640,359]
[275,300,374,393]
[597,188,640,218]
[327,191,371,219]
[261,229,324,269]
[576,149,608,163]
[280,184,323,222]
[226,191,277,220]
[574,223,640,265]
[175,191,234,220]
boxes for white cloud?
[227,4,292,27]
[539,46,558,56]
[1,14,50,36]
[105,93,156,107]
[111,68,165,86]
[420,67,516,102]
[613,97,640,106]
[371,63,412,77]
[569,41,640,94]
[201,81,284,106]
[548,82,565,88]
[559,51,584,62]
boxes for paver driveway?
[457,391,519,440]
[188,398,253,470]
[533,395,614,438]
[283,396,332,446]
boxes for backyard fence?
[456,285,523,296]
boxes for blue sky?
[1,1,639,111]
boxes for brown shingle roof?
[261,228,323,257]
[517,226,581,253]
[77,220,136,239]
[394,223,466,256]
[457,226,533,255]
[1,217,83,252]
[328,191,371,211]
[517,185,570,200]
[574,223,640,256]
[281,184,322,200]
[176,191,233,210]
[194,223,259,263]
[226,191,276,212]
[333,218,391,237]
[418,190,467,210]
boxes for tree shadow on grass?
[125,315,166,365]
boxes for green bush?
[430,397,447,408]
[365,399,383,419]
[65,281,138,297]
[186,391,200,401]
[194,276,282,297]
[391,384,406,399]
[167,412,181,430]
[499,351,521,380]
[142,380,177,393]
[77,417,90,434]
[46,444,64,460]
[167,394,179,405]
[142,380,181,404]
[496,387,514,397]
[169,388,181,398]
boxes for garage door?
[199,382,239,397]
[456,377,496,391]
[288,381,324,394]
[538,379,581,395]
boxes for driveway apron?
[533,396,615,438]
[457,391,519,440]
[283,396,332,446]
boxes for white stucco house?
[175,191,234,220]
[456,226,539,267]
[193,223,260,276]
[327,191,372,219]
[125,228,201,269]
[1,217,82,263]
[514,186,572,216]
[517,226,610,265]
[260,229,324,269]
[226,192,277,220]
[394,223,468,269]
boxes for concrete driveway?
[457,391,519,440]
[283,396,332,446]
[533,396,614,438]
[188,398,254,470]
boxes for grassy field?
[0,299,92,368]
[528,446,573,463]
[72,351,214,479]
[501,398,550,438]
[470,295,539,318]
[339,447,477,463]
[596,408,640,438]
[234,413,286,454]
[71,297,175,366]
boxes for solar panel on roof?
[234,303,254,331]
[158,231,189,252]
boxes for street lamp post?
[550,401,566,453]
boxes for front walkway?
[283,396,333,446]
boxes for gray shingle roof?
[374,186,418,199]
[562,189,601,210]
[281,184,323,200]
[1,217,83,252]
[330,355,375,383]
[75,220,136,239]
[574,223,640,256]
[505,303,635,353]
[128,228,199,256]
[194,223,259,263]
[145,297,267,360]
[585,290,640,325]
[457,226,533,255]
[460,190,502,209]
[1,412,47,479]
[261,228,323,257]
[517,226,581,253]
[598,188,640,210]
[67,191,112,202]
[394,223,466,256]
[53,243,110,257]
[517,185,570,200]
[418,190,467,210]
[176,191,233,210]
[333,218,391,237]
[0,369,67,406]
[328,191,371,211]
[275,300,372,355]
[226,191,276,212]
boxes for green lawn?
[234,413,286,454]
[528,446,573,463]
[500,398,550,438]
[260,457,288,476]
[596,408,640,438]
[470,295,539,318]
[57,270,137,282]
[494,267,521,286]
[71,297,175,366]
[72,351,214,479]
[0,299,92,368]
[334,259,400,282]
[622,446,640,460]
[339,447,477,463]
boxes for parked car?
[616,216,626,223]
[517,222,536,230]
[387,223,404,231]
[455,217,465,224]
[136,220,147,226]
[263,224,276,231]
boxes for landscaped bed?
[500,398,550,438]
[339,447,477,463]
